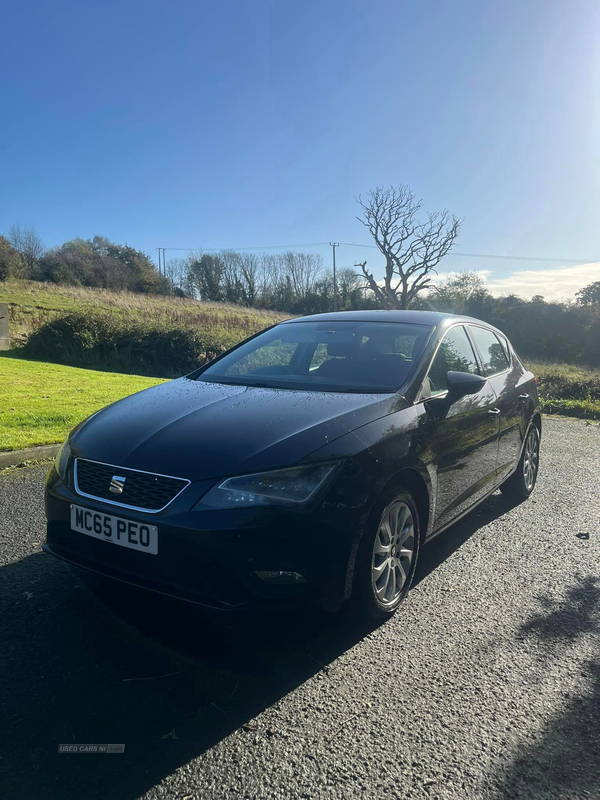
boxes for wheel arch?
[346,464,432,604]
[387,467,431,543]
[344,460,433,601]
[366,463,432,544]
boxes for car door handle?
[488,408,501,416]
[518,393,530,400]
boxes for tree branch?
[356,186,462,308]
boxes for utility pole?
[329,242,339,312]
[157,248,167,277]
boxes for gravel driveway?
[1,417,599,800]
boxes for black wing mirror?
[446,370,487,400]
[425,371,487,419]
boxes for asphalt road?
[1,417,599,800]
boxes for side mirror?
[446,370,486,400]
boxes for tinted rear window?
[468,326,509,376]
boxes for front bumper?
[44,463,368,611]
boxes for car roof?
[279,309,492,328]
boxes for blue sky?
[2,0,600,299]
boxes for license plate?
[70,504,158,555]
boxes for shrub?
[24,312,241,377]
[536,373,600,403]
[0,235,26,281]
[536,372,600,420]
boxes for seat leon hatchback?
[44,311,541,618]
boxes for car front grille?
[74,459,190,512]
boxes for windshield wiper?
[339,386,395,393]
[198,376,395,393]
[200,376,278,389]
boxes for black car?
[44,311,541,619]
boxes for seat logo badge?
[109,475,126,495]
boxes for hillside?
[0,280,288,346]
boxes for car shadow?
[1,551,377,800]
[493,574,600,798]
[414,489,519,587]
[1,489,518,800]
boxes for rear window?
[496,333,511,361]
[468,326,509,376]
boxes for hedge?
[24,311,241,377]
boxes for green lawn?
[0,354,165,452]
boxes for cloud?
[433,263,600,301]
[482,262,600,301]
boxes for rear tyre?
[353,489,420,621]
[500,424,540,502]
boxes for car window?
[425,325,479,397]
[393,334,417,357]
[308,329,418,373]
[309,336,368,371]
[224,337,298,375]
[468,326,509,376]
[197,320,433,393]
[496,332,512,362]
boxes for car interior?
[311,337,418,386]
[234,327,430,390]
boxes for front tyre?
[354,489,420,620]
[500,424,540,502]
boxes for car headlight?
[198,463,338,509]
[54,440,72,480]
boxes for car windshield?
[195,321,433,393]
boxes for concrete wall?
[0,303,9,350]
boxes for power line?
[337,242,598,264]
[330,243,339,312]
[447,251,598,265]
[161,242,331,252]
[156,241,600,266]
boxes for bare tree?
[259,253,283,298]
[336,266,364,307]
[164,257,188,293]
[355,186,461,309]
[283,251,323,301]
[237,252,261,306]
[219,250,244,303]
[7,223,45,270]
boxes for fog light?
[254,570,308,585]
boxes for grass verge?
[527,361,600,420]
[0,354,165,451]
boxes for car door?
[467,325,522,483]
[422,324,501,531]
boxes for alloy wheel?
[371,500,415,607]
[523,427,539,491]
